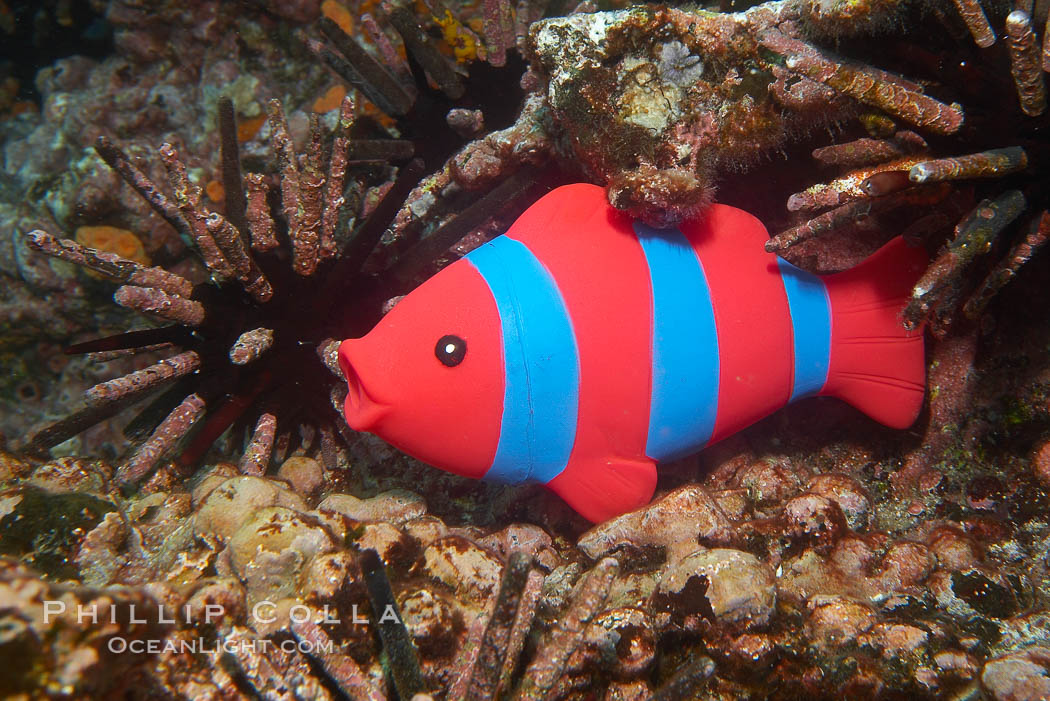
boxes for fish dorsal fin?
[678,201,774,252]
[503,183,631,249]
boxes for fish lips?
[337,339,390,431]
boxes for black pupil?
[436,335,466,367]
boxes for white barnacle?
[658,41,704,87]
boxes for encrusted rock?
[934,649,980,681]
[778,546,874,604]
[0,451,30,482]
[226,506,335,601]
[299,551,359,602]
[421,535,502,608]
[654,548,775,631]
[578,486,733,561]
[353,521,413,564]
[195,476,307,540]
[541,562,584,613]
[606,165,713,228]
[317,489,427,525]
[402,515,449,547]
[0,558,171,697]
[828,535,878,578]
[478,523,557,569]
[710,488,750,521]
[723,632,776,669]
[981,646,1050,701]
[928,525,983,571]
[1032,440,1050,488]
[184,577,247,627]
[603,680,653,701]
[783,493,847,546]
[28,457,111,496]
[607,570,662,612]
[593,607,655,679]
[228,507,334,569]
[126,490,169,522]
[190,462,240,506]
[807,473,871,530]
[876,541,935,592]
[277,456,325,498]
[399,587,462,657]
[527,6,864,225]
[733,459,804,507]
[805,595,877,649]
[247,596,332,638]
[861,622,930,659]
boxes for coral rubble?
[2,434,1049,698]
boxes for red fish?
[338,184,927,522]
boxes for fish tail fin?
[821,236,928,429]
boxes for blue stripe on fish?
[634,222,720,462]
[776,258,832,401]
[465,236,580,485]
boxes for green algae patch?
[0,484,116,580]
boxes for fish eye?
[435,334,466,367]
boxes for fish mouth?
[338,339,389,431]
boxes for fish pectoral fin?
[546,456,657,524]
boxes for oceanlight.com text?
[106,636,335,656]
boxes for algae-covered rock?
[195,476,307,540]
[0,484,115,579]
